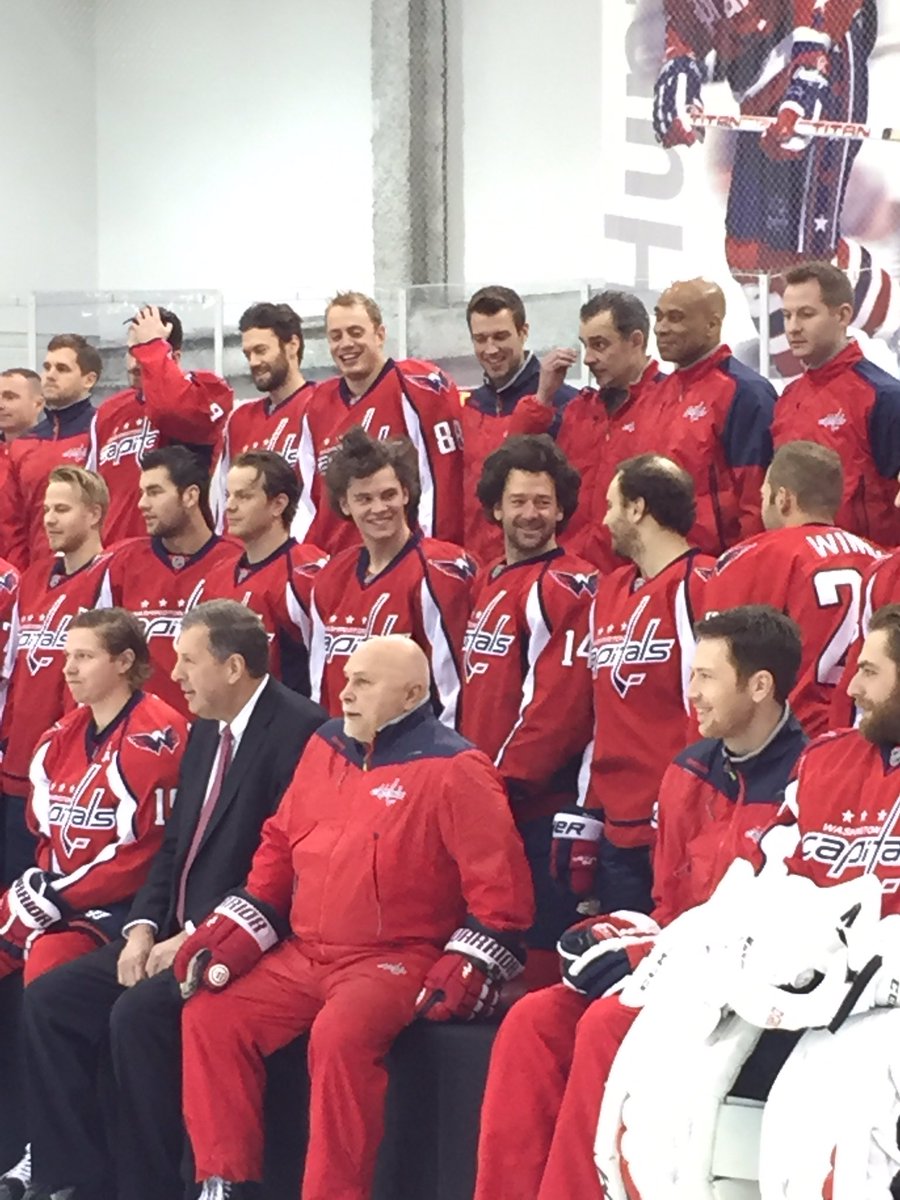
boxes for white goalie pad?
[759,1008,900,1200]
[594,984,763,1200]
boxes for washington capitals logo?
[406,370,450,394]
[712,541,758,576]
[430,556,476,583]
[0,571,15,594]
[549,570,597,598]
[127,726,181,756]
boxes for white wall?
[0,0,98,293]
[94,0,374,297]
[460,0,604,286]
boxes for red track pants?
[474,983,640,1200]
[181,938,440,1200]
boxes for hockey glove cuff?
[174,890,281,999]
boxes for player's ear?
[117,648,136,680]
[748,668,774,704]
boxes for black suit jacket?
[127,676,326,937]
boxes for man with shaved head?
[174,635,534,1200]
[653,277,776,556]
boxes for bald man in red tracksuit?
[175,691,533,1200]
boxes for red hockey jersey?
[587,549,712,848]
[246,706,534,949]
[293,359,464,554]
[88,339,233,542]
[1,553,114,796]
[0,558,19,730]
[781,727,900,915]
[830,550,900,729]
[28,691,188,910]
[460,548,596,823]
[772,342,900,547]
[510,360,666,571]
[0,398,94,571]
[102,535,239,716]
[309,533,475,726]
[210,383,316,529]
[204,538,327,695]
[704,524,883,736]
[654,346,775,557]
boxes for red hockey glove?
[761,28,831,160]
[550,808,603,898]
[0,870,66,980]
[415,920,526,1023]
[558,910,659,1001]
[174,891,280,999]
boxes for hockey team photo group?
[5,0,900,1198]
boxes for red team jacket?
[704,524,883,736]
[587,549,712,848]
[28,691,188,911]
[244,707,534,954]
[772,342,900,547]
[460,548,596,824]
[0,398,95,571]
[204,538,327,695]
[308,533,475,726]
[652,710,808,927]
[510,360,666,571]
[102,535,239,716]
[830,549,900,729]
[1,553,113,797]
[210,383,316,528]
[655,346,774,557]
[294,359,465,554]
[782,727,900,916]
[88,339,233,542]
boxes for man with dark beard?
[461,435,596,950]
[211,303,315,526]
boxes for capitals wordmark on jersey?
[98,417,160,468]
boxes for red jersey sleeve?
[130,339,233,446]
[507,394,555,437]
[417,546,476,729]
[0,452,30,571]
[396,363,465,544]
[493,564,595,799]
[435,748,534,933]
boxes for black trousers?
[24,937,186,1200]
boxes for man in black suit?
[12,599,326,1200]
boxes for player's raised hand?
[128,305,175,347]
[536,348,579,406]
[653,55,705,148]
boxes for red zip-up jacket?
[245,706,534,957]
[0,398,95,570]
[655,345,775,557]
[510,360,666,571]
[772,340,900,547]
[89,339,233,542]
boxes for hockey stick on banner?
[689,106,900,143]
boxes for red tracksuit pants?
[181,937,440,1200]
[474,983,640,1200]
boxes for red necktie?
[176,725,234,927]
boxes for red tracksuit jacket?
[204,538,327,695]
[510,360,666,571]
[293,359,465,553]
[1,553,113,797]
[0,398,95,570]
[245,707,534,953]
[308,533,475,726]
[28,691,188,910]
[654,345,775,556]
[210,383,316,529]
[652,710,808,926]
[704,524,883,736]
[460,548,596,823]
[772,341,900,547]
[587,548,712,848]
[89,339,233,542]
